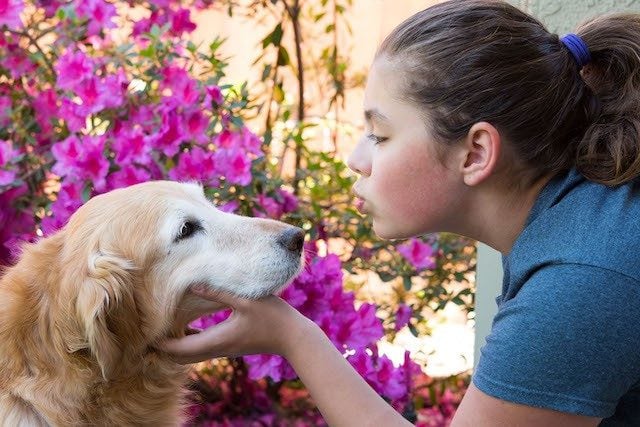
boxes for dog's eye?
[177,220,201,241]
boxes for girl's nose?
[347,137,372,176]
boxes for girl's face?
[347,57,468,239]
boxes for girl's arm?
[157,290,410,427]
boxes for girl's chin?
[373,218,421,241]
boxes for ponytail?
[577,13,640,186]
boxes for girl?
[159,1,640,425]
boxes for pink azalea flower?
[106,165,150,190]
[218,200,239,213]
[0,169,15,186]
[59,98,87,132]
[276,188,298,213]
[100,69,128,109]
[55,50,94,91]
[397,238,436,271]
[190,308,231,330]
[0,44,34,79]
[0,95,11,127]
[184,109,208,143]
[51,135,83,177]
[240,126,263,155]
[75,0,117,37]
[216,148,252,186]
[160,66,200,104]
[170,8,196,35]
[214,129,235,148]
[112,127,151,165]
[395,303,412,331]
[0,139,18,166]
[32,88,57,137]
[254,193,281,219]
[169,146,219,186]
[77,136,110,191]
[51,135,109,191]
[0,0,24,30]
[75,76,118,114]
[243,354,296,383]
[0,185,34,265]
[149,108,185,157]
[37,0,65,18]
[206,85,223,105]
[41,180,84,235]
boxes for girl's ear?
[460,122,501,186]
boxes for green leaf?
[402,275,412,291]
[277,46,290,66]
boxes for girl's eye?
[367,134,389,145]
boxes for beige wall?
[191,1,441,160]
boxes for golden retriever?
[0,181,304,426]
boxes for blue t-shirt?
[473,169,640,425]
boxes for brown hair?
[377,0,640,186]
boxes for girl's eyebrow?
[364,108,390,126]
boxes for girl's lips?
[355,197,366,214]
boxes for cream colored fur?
[0,181,303,426]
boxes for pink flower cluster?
[193,243,423,404]
[397,238,436,271]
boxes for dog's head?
[49,181,304,379]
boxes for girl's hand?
[156,286,316,364]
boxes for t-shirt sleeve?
[473,263,640,417]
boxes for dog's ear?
[76,251,139,381]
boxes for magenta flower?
[0,95,11,127]
[0,169,15,186]
[41,180,84,235]
[0,139,18,167]
[37,0,65,18]
[169,146,219,186]
[55,50,94,91]
[397,238,436,271]
[243,354,297,383]
[112,127,151,165]
[59,98,86,132]
[0,44,34,79]
[32,88,57,137]
[149,108,185,157]
[0,0,24,30]
[240,126,263,155]
[160,66,199,104]
[395,303,412,331]
[51,135,109,191]
[0,185,34,264]
[184,109,208,143]
[253,193,281,219]
[216,148,252,186]
[206,85,224,105]
[170,8,196,35]
[75,0,117,37]
[214,129,235,148]
[347,350,407,401]
[106,165,151,190]
[75,76,111,114]
[0,140,18,185]
[51,135,83,177]
[218,200,239,214]
[276,188,298,213]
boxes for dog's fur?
[0,181,303,426]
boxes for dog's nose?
[277,227,305,253]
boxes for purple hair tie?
[560,33,591,68]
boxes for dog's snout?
[277,227,305,253]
